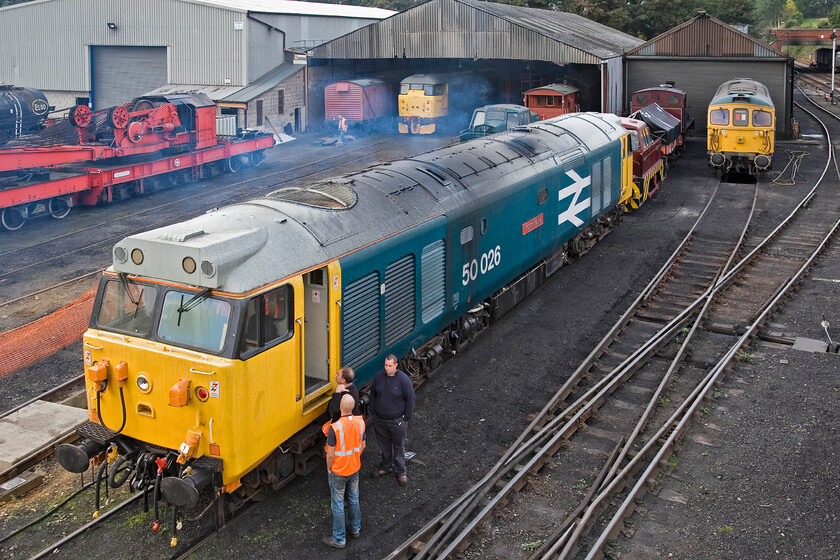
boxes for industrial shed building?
[0,0,393,131]
[309,0,643,127]
[625,11,793,138]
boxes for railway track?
[386,99,840,559]
[0,134,445,313]
[5,102,837,560]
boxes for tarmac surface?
[1,106,839,559]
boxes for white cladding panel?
[0,0,263,90]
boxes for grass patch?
[121,508,154,529]
[667,454,678,468]
[718,525,734,535]
[247,527,283,545]
[659,397,671,407]
[521,539,545,551]
[573,478,589,490]
[736,350,755,363]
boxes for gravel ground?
[2,108,838,560]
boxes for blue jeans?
[328,470,360,545]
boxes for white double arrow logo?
[558,170,591,228]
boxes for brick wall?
[245,70,306,132]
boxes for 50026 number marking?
[462,246,501,286]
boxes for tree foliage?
[829,3,840,26]
[795,0,834,18]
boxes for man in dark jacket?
[369,354,415,486]
[328,366,361,422]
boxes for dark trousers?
[373,417,408,477]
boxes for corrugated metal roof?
[222,63,303,102]
[627,11,786,58]
[312,0,642,63]
[190,0,396,19]
[144,83,245,101]
[144,64,302,102]
[455,0,643,59]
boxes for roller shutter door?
[91,46,167,110]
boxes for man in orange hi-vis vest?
[323,394,366,549]
[338,115,347,144]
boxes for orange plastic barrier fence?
[0,286,97,378]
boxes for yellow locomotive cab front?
[61,256,345,511]
[706,79,775,175]
[398,76,448,134]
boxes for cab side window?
[507,112,519,129]
[241,285,292,357]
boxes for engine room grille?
[265,181,357,209]
[342,272,380,368]
[384,255,416,346]
[421,240,446,324]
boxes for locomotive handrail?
[189,367,215,376]
[295,317,303,401]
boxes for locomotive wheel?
[1,206,27,231]
[225,156,242,173]
[107,106,129,129]
[48,197,72,219]
[68,105,92,128]
[248,151,265,167]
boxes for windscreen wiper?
[176,287,212,326]
[118,273,144,319]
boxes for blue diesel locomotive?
[58,113,637,525]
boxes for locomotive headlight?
[137,374,151,393]
[131,248,144,265]
[182,256,197,274]
[114,246,128,263]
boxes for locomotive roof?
[473,104,532,112]
[111,113,627,294]
[710,78,774,108]
[633,85,687,97]
[399,74,452,85]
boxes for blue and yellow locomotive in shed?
[57,113,639,528]
[707,78,775,175]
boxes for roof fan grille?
[266,181,357,209]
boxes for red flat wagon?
[0,92,274,231]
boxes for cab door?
[302,266,330,404]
